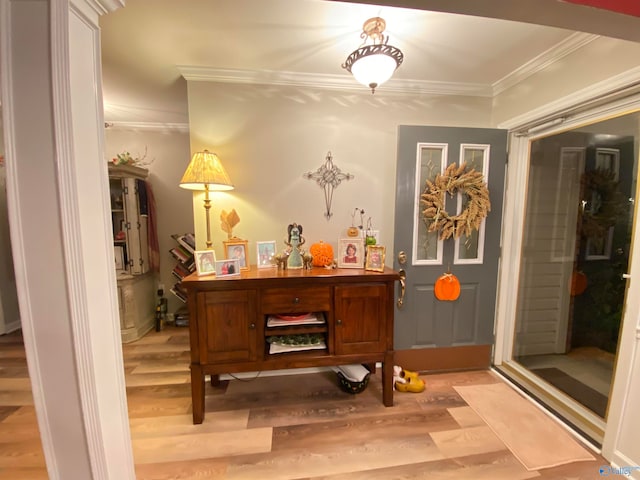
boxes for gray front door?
[394,125,507,350]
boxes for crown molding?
[104,120,190,133]
[106,33,598,123]
[177,65,493,97]
[74,0,125,16]
[493,32,599,96]
[177,31,597,98]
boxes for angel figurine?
[284,223,305,269]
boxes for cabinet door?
[197,289,258,364]
[334,284,387,355]
[123,177,147,274]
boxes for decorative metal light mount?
[342,17,404,93]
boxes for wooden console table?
[182,266,400,424]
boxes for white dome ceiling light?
[342,17,404,94]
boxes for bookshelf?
[169,233,195,306]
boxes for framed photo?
[215,259,240,277]
[194,250,216,276]
[365,245,386,272]
[223,239,249,271]
[338,238,365,269]
[256,240,277,268]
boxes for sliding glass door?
[498,111,639,445]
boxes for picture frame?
[338,238,365,269]
[365,245,386,272]
[194,250,216,276]
[215,259,240,277]
[223,239,249,271]
[256,240,277,268]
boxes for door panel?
[198,289,258,363]
[394,126,507,350]
[335,284,386,355]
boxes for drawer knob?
[249,323,256,329]
[336,319,342,325]
[293,297,300,304]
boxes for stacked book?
[174,306,189,327]
[172,262,193,281]
[170,283,188,303]
[266,312,325,327]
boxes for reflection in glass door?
[510,113,638,437]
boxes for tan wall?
[0,114,21,334]
[105,128,191,313]
[186,82,493,264]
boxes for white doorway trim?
[494,68,640,463]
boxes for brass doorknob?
[397,269,406,308]
[397,251,407,265]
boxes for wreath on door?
[420,162,491,240]
[581,168,625,240]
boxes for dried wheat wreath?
[420,162,491,240]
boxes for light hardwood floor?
[0,326,607,479]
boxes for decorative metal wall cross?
[303,151,354,219]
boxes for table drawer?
[261,286,331,313]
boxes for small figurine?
[348,208,365,237]
[284,223,305,269]
[220,209,240,239]
[302,252,314,270]
[274,251,289,270]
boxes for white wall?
[186,81,493,261]
[492,36,640,126]
[104,127,191,313]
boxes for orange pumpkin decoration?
[434,273,461,301]
[309,241,334,267]
[570,271,587,296]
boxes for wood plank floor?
[0,326,608,479]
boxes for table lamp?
[179,150,234,249]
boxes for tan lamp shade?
[179,150,234,191]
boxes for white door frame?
[1,0,134,478]
[494,70,640,468]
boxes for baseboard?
[0,319,21,335]
[394,345,492,373]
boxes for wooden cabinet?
[197,289,258,364]
[108,164,156,343]
[109,164,150,275]
[334,284,387,355]
[182,267,400,424]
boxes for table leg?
[382,351,394,407]
[190,364,205,424]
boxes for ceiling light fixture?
[342,17,404,94]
